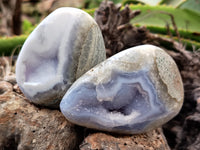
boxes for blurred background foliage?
[0,0,199,55]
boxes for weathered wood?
[94,1,146,57]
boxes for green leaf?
[129,5,200,32]
[178,0,200,15]
[145,25,200,42]
[133,0,162,6]
[22,19,36,34]
[0,35,27,56]
[158,34,200,50]
[160,0,186,7]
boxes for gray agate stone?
[16,7,106,107]
[60,45,184,134]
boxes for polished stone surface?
[16,7,106,107]
[60,45,184,134]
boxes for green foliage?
[178,0,200,15]
[0,35,27,56]
[1,3,199,56]
[133,0,162,5]
[130,5,200,32]
[83,0,102,9]
[181,38,200,50]
[129,5,200,49]
[22,19,35,34]
[113,0,123,4]
[126,0,200,10]
[158,34,200,50]
[83,0,123,8]
[84,8,95,16]
[122,0,186,6]
[160,0,186,7]
[84,8,97,16]
[84,6,200,51]
[122,0,143,5]
[146,26,200,42]
[85,4,200,33]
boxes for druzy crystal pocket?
[60,45,184,134]
[16,8,106,107]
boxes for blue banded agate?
[16,7,106,107]
[60,45,184,134]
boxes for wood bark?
[94,1,145,57]
[0,0,22,36]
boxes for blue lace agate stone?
[16,7,106,107]
[60,45,184,134]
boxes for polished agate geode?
[16,8,106,107]
[60,45,184,134]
